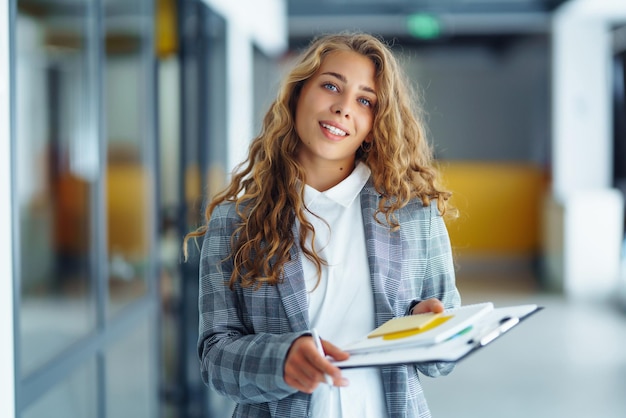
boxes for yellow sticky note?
[382,315,453,340]
[368,312,449,339]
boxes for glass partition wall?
[104,0,154,317]
[16,0,97,378]
[14,0,159,416]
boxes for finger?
[286,355,318,383]
[305,343,337,379]
[296,337,347,387]
[285,356,321,393]
[316,340,349,386]
[321,338,350,362]
[285,337,337,392]
[284,373,317,393]
[412,298,445,314]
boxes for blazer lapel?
[361,184,402,327]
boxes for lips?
[320,122,348,137]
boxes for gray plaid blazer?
[198,180,461,418]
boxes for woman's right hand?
[283,335,350,393]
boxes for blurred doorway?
[158,1,232,416]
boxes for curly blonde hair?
[184,32,452,289]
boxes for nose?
[331,97,351,118]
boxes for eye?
[322,82,338,92]
[358,97,372,107]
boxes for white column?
[225,25,254,171]
[552,10,611,196]
[202,0,286,56]
[201,0,286,172]
[548,0,626,299]
[0,0,16,415]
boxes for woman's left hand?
[410,298,445,315]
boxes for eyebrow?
[321,71,377,95]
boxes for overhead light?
[407,13,441,39]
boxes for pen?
[478,316,520,347]
[311,328,333,385]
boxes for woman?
[185,32,461,418]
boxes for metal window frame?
[0,0,16,413]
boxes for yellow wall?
[440,162,547,256]
[107,163,149,259]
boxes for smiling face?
[294,50,377,190]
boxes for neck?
[301,159,356,192]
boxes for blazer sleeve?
[414,202,462,377]
[197,204,301,404]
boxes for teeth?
[321,123,347,136]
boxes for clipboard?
[331,304,542,369]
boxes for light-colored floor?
[422,270,626,418]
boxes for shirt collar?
[305,162,371,208]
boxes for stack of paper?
[332,303,541,369]
[344,302,494,354]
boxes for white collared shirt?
[300,162,388,418]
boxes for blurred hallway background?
[2,0,626,417]
[424,269,626,418]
